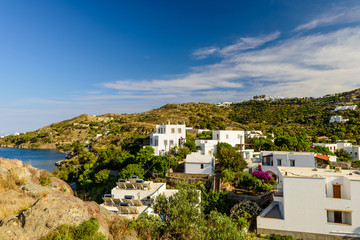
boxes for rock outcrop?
[0,157,123,240]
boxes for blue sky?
[1,0,360,135]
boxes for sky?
[1,0,360,135]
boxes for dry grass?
[0,168,27,192]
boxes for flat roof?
[278,167,360,180]
[261,151,314,156]
[185,154,213,163]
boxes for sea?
[0,147,66,172]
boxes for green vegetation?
[41,217,106,240]
[139,182,249,240]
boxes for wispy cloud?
[102,26,360,102]
[192,47,218,59]
[191,31,280,60]
[219,31,280,56]
[295,5,360,31]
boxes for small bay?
[0,147,66,172]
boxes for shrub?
[41,217,106,240]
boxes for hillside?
[0,157,126,240]
[1,88,360,151]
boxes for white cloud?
[192,47,218,59]
[219,31,280,56]
[102,26,360,102]
[191,31,280,60]
[295,5,360,31]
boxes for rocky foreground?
[0,157,124,240]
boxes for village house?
[184,153,215,175]
[256,151,335,179]
[149,124,186,156]
[258,167,360,239]
[101,176,178,219]
[329,116,349,123]
[313,142,360,161]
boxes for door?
[333,185,341,198]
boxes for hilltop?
[1,88,359,151]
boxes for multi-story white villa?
[149,124,186,156]
[258,167,360,239]
[212,130,245,150]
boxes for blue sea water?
[0,147,66,172]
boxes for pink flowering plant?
[250,165,273,184]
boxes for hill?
[0,88,360,151]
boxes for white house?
[101,178,178,219]
[212,130,245,150]
[334,105,357,111]
[330,116,349,123]
[343,145,360,161]
[149,124,186,156]
[313,143,360,161]
[184,153,215,175]
[195,139,218,155]
[245,130,263,139]
[258,167,360,239]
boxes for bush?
[41,217,106,240]
[39,172,51,186]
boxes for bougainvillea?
[251,165,273,183]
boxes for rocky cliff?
[0,157,124,240]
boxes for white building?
[101,178,178,219]
[184,153,215,175]
[195,139,218,155]
[343,145,360,161]
[245,130,263,139]
[258,167,360,239]
[330,116,349,123]
[149,124,186,156]
[313,143,360,161]
[334,105,357,111]
[212,130,245,150]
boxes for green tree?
[215,143,247,172]
[152,182,203,239]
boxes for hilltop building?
[149,124,186,156]
[334,105,357,111]
[329,116,349,123]
[258,167,360,239]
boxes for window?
[171,128,175,134]
[226,134,229,139]
[154,139,158,146]
[201,164,204,169]
[277,159,282,166]
[237,134,241,139]
[164,140,168,146]
[327,210,351,225]
[290,160,295,167]
[217,134,219,140]
[170,140,174,145]
[262,157,273,166]
[178,128,181,133]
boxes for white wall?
[195,139,218,155]
[258,175,360,237]
[185,162,213,174]
[212,130,245,150]
[150,124,186,155]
